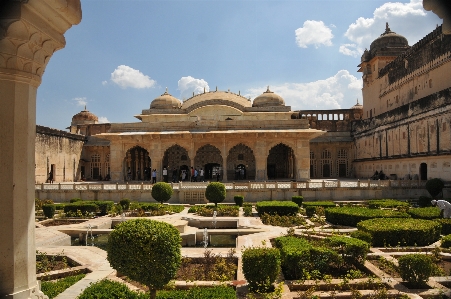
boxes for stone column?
[0,1,81,298]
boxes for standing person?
[127,168,132,181]
[190,167,194,182]
[194,168,198,182]
[172,167,177,183]
[181,170,186,181]
[163,167,168,182]
[152,169,157,184]
[200,168,204,182]
[216,170,220,182]
[48,171,53,184]
[432,200,451,218]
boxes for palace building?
[35,23,451,183]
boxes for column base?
[4,282,48,299]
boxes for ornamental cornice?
[0,0,81,86]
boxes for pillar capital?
[0,0,81,86]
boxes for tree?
[107,219,181,299]
[426,178,445,199]
[151,182,173,204]
[205,182,226,207]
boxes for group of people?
[127,166,217,183]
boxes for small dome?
[150,88,181,109]
[369,23,409,55]
[71,106,98,125]
[351,99,363,110]
[252,86,285,107]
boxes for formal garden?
[33,179,451,298]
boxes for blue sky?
[37,0,441,130]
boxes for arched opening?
[321,149,332,178]
[163,144,191,182]
[420,163,428,181]
[194,144,223,180]
[267,143,295,180]
[337,149,348,177]
[227,143,256,181]
[124,146,151,181]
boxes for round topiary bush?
[242,247,281,293]
[234,195,244,207]
[119,198,131,211]
[426,178,445,199]
[418,196,433,207]
[107,219,181,299]
[291,196,303,207]
[205,182,226,207]
[151,182,173,204]
[42,204,56,219]
[441,234,451,248]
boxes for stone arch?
[162,144,191,182]
[194,144,223,180]
[227,143,256,180]
[123,145,151,181]
[266,143,295,180]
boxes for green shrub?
[42,204,56,219]
[418,196,432,207]
[233,195,244,207]
[41,273,86,299]
[152,182,173,204]
[350,230,373,244]
[205,182,226,207]
[426,178,445,198]
[107,219,181,298]
[303,201,335,217]
[260,213,306,227]
[325,236,369,264]
[256,201,299,216]
[325,207,410,227]
[357,218,441,247]
[157,286,236,299]
[273,236,341,279]
[119,198,131,210]
[367,199,409,209]
[35,199,54,210]
[398,254,438,288]
[243,205,253,217]
[70,198,82,203]
[437,218,451,235]
[54,203,66,210]
[408,207,441,219]
[188,204,239,216]
[89,201,114,216]
[63,202,98,215]
[242,247,281,293]
[291,196,303,207]
[441,234,451,248]
[77,279,147,299]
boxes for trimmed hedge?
[256,201,299,216]
[157,286,236,299]
[119,198,131,210]
[233,195,244,207]
[42,204,56,219]
[398,254,438,288]
[303,201,336,217]
[437,218,451,235]
[367,199,409,209]
[63,202,98,215]
[418,196,432,207]
[273,236,340,279]
[325,207,410,227]
[242,247,281,292]
[357,218,441,247]
[291,196,303,207]
[41,273,86,299]
[92,201,115,216]
[441,234,451,248]
[325,236,369,264]
[407,207,441,219]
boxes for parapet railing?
[35,179,427,191]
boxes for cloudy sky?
[37,0,441,130]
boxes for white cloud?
[339,44,363,58]
[341,0,440,56]
[177,76,209,100]
[102,81,108,86]
[110,65,156,89]
[295,20,334,48]
[98,116,110,123]
[245,70,362,111]
[73,97,87,107]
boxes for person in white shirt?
[432,200,451,218]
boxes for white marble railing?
[35,179,427,191]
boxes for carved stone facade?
[353,24,451,180]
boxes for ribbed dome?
[369,23,409,55]
[252,87,285,107]
[351,99,363,110]
[150,89,181,109]
[71,107,98,125]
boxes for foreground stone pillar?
[0,1,81,298]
